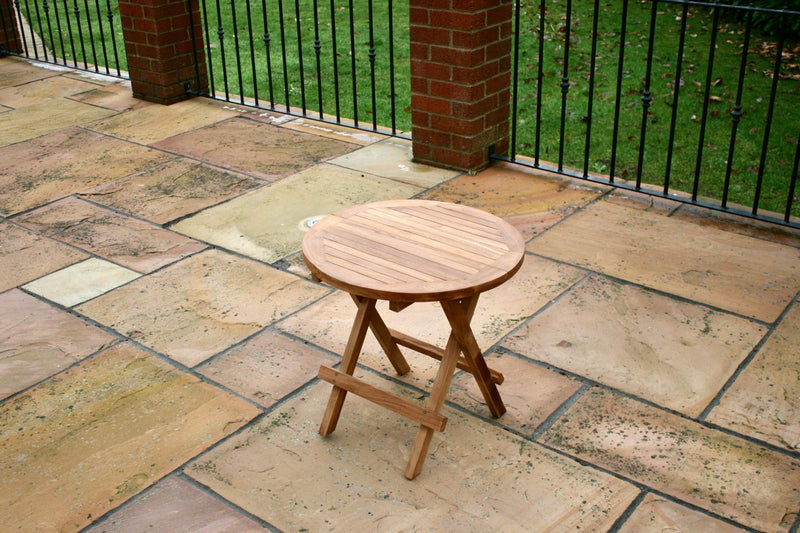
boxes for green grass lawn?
[22,0,800,216]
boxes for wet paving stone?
[530,200,800,322]
[0,221,87,291]
[673,204,800,249]
[0,97,117,147]
[0,289,116,400]
[0,127,174,216]
[69,83,153,112]
[152,117,357,181]
[16,197,206,273]
[0,343,260,532]
[78,158,264,224]
[172,163,422,263]
[23,258,140,307]
[197,330,337,408]
[76,249,330,367]
[187,372,639,532]
[0,58,60,89]
[503,275,765,416]
[277,255,584,390]
[708,302,800,451]
[420,163,606,239]
[541,387,800,532]
[619,493,746,533]
[0,75,98,108]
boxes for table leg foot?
[405,427,434,480]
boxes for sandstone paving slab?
[503,275,765,416]
[707,302,800,451]
[277,255,584,390]
[0,289,116,400]
[187,371,639,532]
[529,199,800,322]
[0,104,9,112]
[76,249,330,367]
[0,97,117,147]
[23,257,140,307]
[69,82,153,112]
[673,204,800,249]
[85,476,263,533]
[0,221,87,291]
[0,342,261,533]
[0,74,98,108]
[541,387,800,532]
[280,117,387,145]
[449,351,582,435]
[0,58,60,89]
[78,158,264,224]
[0,127,174,216]
[280,251,313,279]
[86,97,239,144]
[152,117,357,181]
[172,163,422,263]
[16,197,206,273]
[328,137,459,188]
[619,493,746,533]
[420,163,606,239]
[197,330,337,408]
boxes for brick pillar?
[409,0,513,173]
[0,0,22,55]
[118,0,208,104]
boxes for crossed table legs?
[316,294,506,479]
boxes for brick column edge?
[409,0,513,173]
[118,0,209,105]
[0,0,23,55]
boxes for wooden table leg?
[319,297,375,436]
[350,295,410,376]
[404,296,480,479]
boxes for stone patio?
[1,57,799,532]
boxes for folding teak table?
[302,199,525,479]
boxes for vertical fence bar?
[23,0,39,59]
[786,131,799,222]
[510,0,521,160]
[534,0,545,166]
[277,0,290,109]
[201,0,216,97]
[722,9,752,208]
[582,0,600,177]
[367,0,376,130]
[312,0,322,118]
[329,0,340,121]
[260,0,274,107]
[52,0,67,65]
[635,0,657,189]
[15,0,30,56]
[608,0,628,183]
[230,0,245,104]
[33,0,49,60]
[72,0,88,67]
[93,0,109,73]
[691,4,719,201]
[294,0,306,114]
[82,0,98,70]
[663,3,688,194]
[348,0,358,126]
[215,0,229,100]
[42,0,57,63]
[388,0,396,134]
[63,0,76,66]
[557,0,572,172]
[245,0,259,106]
[753,24,784,215]
[105,0,119,75]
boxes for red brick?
[118,3,143,17]
[410,43,430,61]
[451,135,480,152]
[413,127,452,147]
[486,4,512,26]
[485,72,510,94]
[412,142,432,161]
[451,94,497,117]
[429,9,485,30]
[409,7,428,24]
[170,13,192,29]
[412,110,431,127]
[124,29,148,44]
[411,76,429,93]
[431,146,486,170]
[415,95,450,114]
[452,26,498,48]
[409,0,449,9]
[410,59,450,81]
[451,0,497,11]
[430,45,484,66]
[484,104,510,128]
[409,25,451,46]
[430,80,484,101]
[451,61,498,84]
[485,38,511,61]
[430,115,483,135]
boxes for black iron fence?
[192,0,410,136]
[0,0,127,77]
[502,0,799,228]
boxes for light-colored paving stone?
[16,197,206,273]
[152,117,356,181]
[78,158,264,224]
[86,97,239,144]
[0,58,60,89]
[530,200,800,322]
[187,372,639,532]
[0,221,87,291]
[69,83,153,112]
[708,302,800,451]
[76,249,329,367]
[172,163,422,263]
[0,97,117,147]
[0,75,98,108]
[328,137,459,187]
[23,258,140,307]
[0,343,260,533]
[280,251,313,279]
[619,493,746,533]
[85,476,263,533]
[421,163,606,238]
[542,388,800,532]
[278,255,584,389]
[0,289,116,399]
[503,275,765,416]
[197,330,337,408]
[673,203,800,249]
[0,127,173,216]
[280,117,387,145]
[449,351,581,435]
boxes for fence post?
[118,0,208,104]
[409,0,513,172]
[0,0,22,55]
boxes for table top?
[302,200,525,302]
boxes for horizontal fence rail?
[190,0,410,137]
[503,0,800,228]
[0,0,127,78]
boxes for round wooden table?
[302,199,525,479]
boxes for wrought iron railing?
[502,0,800,228]
[0,0,126,78]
